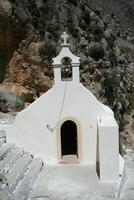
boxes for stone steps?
[0,140,43,200]
[13,158,43,200]
[0,147,24,175]
[0,137,6,147]
[0,143,15,160]
[0,190,14,200]
[7,153,33,192]
[0,130,6,139]
[59,155,79,164]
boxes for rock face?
[0,0,13,83]
[91,0,134,30]
[0,0,133,153]
[4,48,52,102]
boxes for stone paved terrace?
[31,165,118,200]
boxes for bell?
[65,66,69,72]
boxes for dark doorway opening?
[61,120,78,157]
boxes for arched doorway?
[60,120,78,157]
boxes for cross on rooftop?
[61,32,69,45]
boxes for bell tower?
[52,32,80,84]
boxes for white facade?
[1,32,120,183]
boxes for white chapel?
[2,32,121,183]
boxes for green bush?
[92,24,104,42]
[89,44,104,61]
[127,92,134,109]
[67,20,79,38]
[45,22,59,40]
[39,41,56,61]
[106,36,115,49]
[108,50,117,66]
[103,77,117,89]
[102,76,117,100]
[0,92,25,111]
[15,96,25,110]
[28,0,40,27]
[78,16,86,30]
[68,0,78,6]
[82,9,91,26]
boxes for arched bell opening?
[61,57,72,81]
[59,120,79,164]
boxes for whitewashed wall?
[0,82,120,182]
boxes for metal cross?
[61,32,69,45]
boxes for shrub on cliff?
[15,96,25,111]
[39,41,56,61]
[92,24,104,42]
[89,44,104,61]
[108,50,118,66]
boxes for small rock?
[0,0,12,17]
[127,63,134,74]
[104,30,112,38]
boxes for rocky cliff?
[90,0,134,30]
[0,0,134,153]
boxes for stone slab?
[31,165,118,200]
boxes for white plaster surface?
[98,117,119,182]
[3,82,115,164]
[52,46,80,66]
[31,165,118,200]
